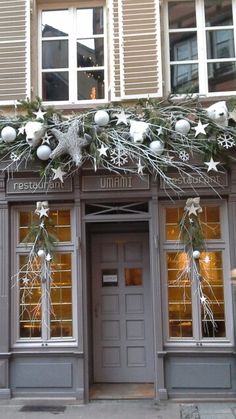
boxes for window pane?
[42,72,69,101]
[200,251,226,338]
[171,64,199,93]
[167,252,193,338]
[199,206,221,239]
[42,10,69,37]
[206,30,235,59]
[168,2,196,29]
[50,253,73,338]
[170,33,198,61]
[165,207,184,240]
[125,268,142,286]
[77,70,104,100]
[42,40,68,69]
[19,255,42,338]
[208,62,236,92]
[204,0,233,27]
[77,39,104,67]
[76,8,103,37]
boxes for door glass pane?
[42,10,69,37]
[165,207,184,240]
[200,251,226,338]
[125,268,142,286]
[76,8,103,37]
[168,1,196,29]
[42,72,69,101]
[167,252,193,338]
[42,40,68,69]
[199,206,221,239]
[204,0,233,26]
[77,70,104,100]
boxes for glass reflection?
[168,1,196,29]
[42,10,69,37]
[204,0,233,26]
[77,70,104,100]
[42,40,68,69]
[42,72,69,101]
[208,62,236,92]
[170,33,197,61]
[76,8,103,37]
[171,64,198,93]
[207,30,235,59]
[77,39,104,67]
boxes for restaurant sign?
[7,178,73,194]
[160,172,228,189]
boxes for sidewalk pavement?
[0,399,236,419]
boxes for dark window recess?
[85,202,149,215]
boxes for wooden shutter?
[110,0,162,100]
[0,0,30,104]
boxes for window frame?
[38,1,108,106]
[163,0,236,97]
[11,204,78,348]
[160,199,234,347]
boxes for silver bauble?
[36,145,52,161]
[175,119,191,135]
[149,140,164,155]
[1,126,17,143]
[94,110,109,126]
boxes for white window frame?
[11,204,78,348]
[163,0,236,97]
[160,200,234,347]
[38,1,108,106]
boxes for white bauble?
[1,126,17,143]
[94,110,109,126]
[37,249,45,258]
[175,119,191,135]
[36,145,52,161]
[149,140,164,155]
[193,250,200,259]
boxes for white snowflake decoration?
[110,142,129,166]
[179,150,190,162]
[217,133,235,149]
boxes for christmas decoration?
[206,101,228,127]
[50,120,91,166]
[24,121,46,148]
[193,250,201,259]
[175,119,191,135]
[94,110,109,126]
[1,126,17,142]
[205,157,220,172]
[149,140,164,155]
[36,144,52,161]
[129,120,149,143]
[0,97,235,196]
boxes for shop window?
[15,208,75,342]
[40,4,106,103]
[163,204,232,341]
[165,0,236,95]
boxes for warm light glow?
[90,86,96,100]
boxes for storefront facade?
[0,0,236,402]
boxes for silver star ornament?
[50,121,91,166]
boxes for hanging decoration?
[0,97,235,196]
[178,197,218,333]
[12,201,58,327]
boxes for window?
[165,0,236,95]
[40,5,106,103]
[14,208,75,342]
[162,203,232,342]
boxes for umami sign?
[82,174,150,191]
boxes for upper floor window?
[40,5,106,103]
[165,0,236,95]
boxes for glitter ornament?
[36,145,52,161]
[1,126,17,143]
[175,119,191,135]
[94,110,109,126]
[149,140,164,155]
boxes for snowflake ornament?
[217,133,235,149]
[110,142,129,166]
[179,150,190,162]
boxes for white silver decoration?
[24,121,46,148]
[129,120,149,143]
[1,126,17,143]
[175,119,191,135]
[36,144,52,161]
[94,110,109,126]
[149,140,164,155]
[179,150,190,161]
[37,249,46,258]
[217,133,234,149]
[193,250,200,259]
